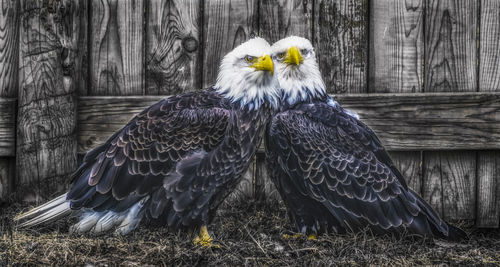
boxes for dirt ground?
[1,200,499,266]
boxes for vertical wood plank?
[89,0,144,95]
[369,0,424,198]
[0,0,19,96]
[0,0,19,201]
[315,0,368,94]
[17,0,78,201]
[389,151,422,194]
[476,152,500,227]
[259,0,312,44]
[146,0,201,95]
[369,0,424,93]
[202,0,258,88]
[423,0,477,221]
[477,0,500,227]
[423,152,476,221]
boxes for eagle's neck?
[277,65,326,106]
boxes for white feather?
[14,193,68,222]
[115,196,149,235]
[70,212,103,234]
[17,201,71,228]
[91,211,126,234]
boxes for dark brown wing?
[266,100,461,238]
[67,89,230,213]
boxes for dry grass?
[1,200,500,266]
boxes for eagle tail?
[410,189,468,241]
[14,193,72,228]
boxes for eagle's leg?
[282,233,317,240]
[193,226,220,248]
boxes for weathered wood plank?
[423,152,476,221]
[369,0,425,200]
[389,151,422,194]
[0,0,19,96]
[58,0,88,96]
[0,157,14,201]
[89,0,144,95]
[0,98,15,157]
[74,92,500,153]
[315,0,368,94]
[477,0,500,227]
[423,0,477,92]
[202,0,258,88]
[146,0,201,95]
[259,0,312,44]
[477,152,500,227]
[17,0,78,201]
[370,0,423,93]
[0,0,18,202]
[423,0,477,221]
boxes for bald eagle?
[265,36,467,241]
[15,37,280,247]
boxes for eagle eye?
[244,55,257,63]
[276,52,286,60]
[301,49,310,57]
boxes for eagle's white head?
[215,37,280,110]
[271,36,326,105]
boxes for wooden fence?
[0,0,499,228]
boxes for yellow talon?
[307,234,317,240]
[193,226,220,248]
[282,233,305,239]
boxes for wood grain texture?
[389,151,422,194]
[259,0,312,43]
[202,0,258,88]
[89,0,144,95]
[369,0,424,202]
[423,152,476,221]
[146,0,201,95]
[423,0,477,222]
[477,1,500,227]
[476,152,500,227]
[0,0,19,202]
[73,92,500,151]
[0,0,19,96]
[315,0,367,94]
[17,0,78,201]
[424,0,477,92]
[370,0,423,93]
[0,98,15,156]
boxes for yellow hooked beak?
[283,46,304,65]
[250,54,274,75]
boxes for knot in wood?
[182,36,198,53]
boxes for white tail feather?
[17,201,72,228]
[70,212,103,234]
[14,193,68,222]
[115,196,150,235]
[91,211,126,234]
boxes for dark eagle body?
[265,96,467,240]
[18,88,271,234]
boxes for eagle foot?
[193,226,220,248]
[282,233,317,240]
